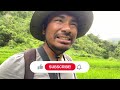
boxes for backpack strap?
[24,49,36,79]
[24,47,76,79]
[64,54,72,61]
[24,47,58,79]
[37,46,58,79]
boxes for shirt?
[0,49,77,79]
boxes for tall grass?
[65,48,120,79]
[0,41,43,64]
[1,47,120,79]
[76,68,120,79]
[0,47,18,64]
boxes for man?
[0,11,93,79]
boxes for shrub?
[0,32,12,46]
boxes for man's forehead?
[53,14,77,20]
[43,12,79,25]
[48,11,77,19]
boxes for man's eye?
[71,23,78,27]
[55,19,63,22]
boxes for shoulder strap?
[24,47,58,79]
[64,54,77,79]
[24,49,36,79]
[64,54,72,61]
[24,47,76,79]
[37,47,58,79]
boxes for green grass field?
[0,47,19,64]
[0,47,120,79]
[75,58,120,79]
[66,49,120,79]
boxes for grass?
[0,42,43,64]
[0,47,19,64]
[73,57,120,68]
[65,48,120,79]
[75,58,120,79]
[75,57,120,79]
[1,47,120,79]
[76,68,120,79]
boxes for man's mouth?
[56,35,72,45]
[57,36,71,41]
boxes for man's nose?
[61,23,71,33]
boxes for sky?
[87,11,120,40]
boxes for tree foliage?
[0,11,120,59]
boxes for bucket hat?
[30,11,93,41]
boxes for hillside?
[0,11,120,63]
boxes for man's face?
[44,14,78,52]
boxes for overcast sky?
[87,11,120,40]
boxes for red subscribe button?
[45,63,76,70]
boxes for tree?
[0,11,33,47]
[114,44,120,59]
[87,33,102,44]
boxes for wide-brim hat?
[30,11,94,41]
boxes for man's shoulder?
[1,52,24,66]
[0,52,25,79]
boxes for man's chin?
[56,46,70,52]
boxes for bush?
[0,32,12,46]
[13,36,25,43]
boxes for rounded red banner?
[45,63,76,70]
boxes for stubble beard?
[49,43,70,55]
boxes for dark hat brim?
[30,11,93,41]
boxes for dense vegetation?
[0,11,120,60]
[0,11,120,79]
[0,11,43,51]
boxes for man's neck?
[42,44,63,61]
